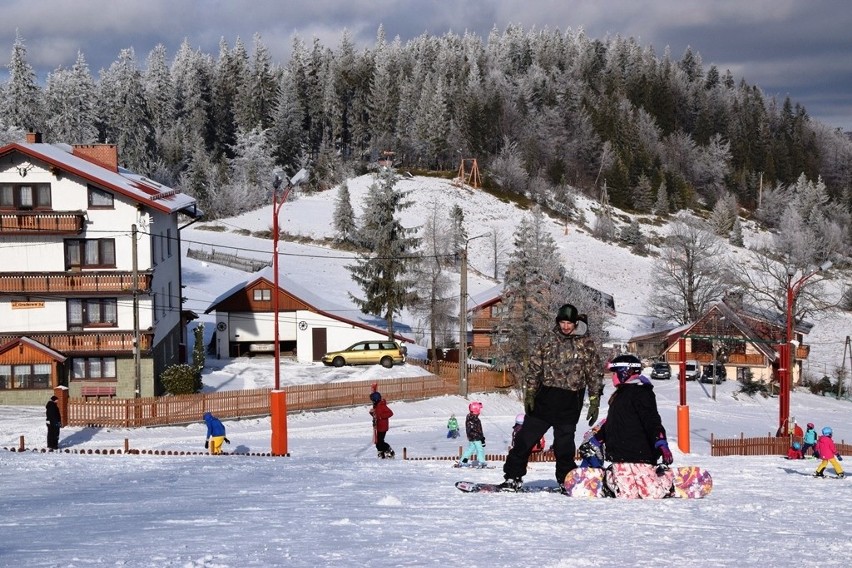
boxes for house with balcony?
[646,294,812,384]
[0,133,200,404]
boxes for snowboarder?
[370,391,395,458]
[45,395,61,450]
[203,412,229,455]
[458,401,487,467]
[446,414,460,439]
[813,426,844,478]
[786,441,804,460]
[499,303,604,491]
[803,423,818,458]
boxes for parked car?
[321,340,406,368]
[650,361,672,380]
[684,360,701,381]
[700,363,727,383]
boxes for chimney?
[25,131,42,143]
[71,144,119,172]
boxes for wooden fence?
[710,433,852,457]
[66,364,515,428]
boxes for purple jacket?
[815,435,838,459]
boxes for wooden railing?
[0,271,152,294]
[0,211,85,234]
[0,331,152,354]
[710,433,852,456]
[66,366,516,428]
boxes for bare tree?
[647,216,729,324]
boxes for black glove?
[480,437,486,447]
[224,437,231,444]
[204,440,209,449]
[524,388,536,414]
[586,394,600,426]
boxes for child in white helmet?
[457,402,487,467]
[510,414,545,453]
[814,426,844,478]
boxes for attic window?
[253,289,271,301]
[88,186,114,208]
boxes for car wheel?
[332,356,345,367]
[380,356,393,368]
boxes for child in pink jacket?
[814,426,844,478]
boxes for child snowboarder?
[786,441,804,460]
[510,414,545,453]
[447,414,460,439]
[803,423,818,458]
[813,426,844,478]
[457,401,487,467]
[369,391,395,458]
[203,412,230,455]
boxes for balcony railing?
[0,271,152,295]
[0,331,152,354]
[0,211,86,235]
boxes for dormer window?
[88,185,114,208]
[0,183,51,210]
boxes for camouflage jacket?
[527,324,604,395]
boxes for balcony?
[472,316,503,330]
[0,331,152,355]
[0,271,152,295]
[0,211,86,235]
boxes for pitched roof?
[0,141,200,217]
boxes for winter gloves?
[224,438,231,444]
[655,439,673,465]
[524,388,536,415]
[204,440,209,449]
[586,394,600,426]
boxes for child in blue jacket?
[203,412,229,455]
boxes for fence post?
[19,435,24,452]
[740,432,745,456]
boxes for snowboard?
[562,465,713,499]
[453,461,495,469]
[454,480,561,493]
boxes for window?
[65,239,116,269]
[253,289,272,301]
[168,281,173,309]
[67,298,118,330]
[0,183,51,209]
[88,186,114,208]
[0,364,50,389]
[71,357,116,380]
[166,228,172,257]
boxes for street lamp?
[778,260,832,435]
[459,233,489,397]
[271,168,309,390]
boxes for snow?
[2,174,851,567]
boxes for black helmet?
[555,303,579,323]
[608,354,643,383]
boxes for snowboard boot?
[813,470,825,477]
[497,477,523,492]
[838,472,846,479]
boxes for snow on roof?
[1,142,198,216]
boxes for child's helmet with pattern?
[822,426,833,436]
[515,413,525,425]
[608,354,643,384]
[807,423,815,429]
[468,401,483,415]
[792,442,801,450]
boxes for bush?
[738,370,770,397]
[161,364,200,395]
[806,375,834,396]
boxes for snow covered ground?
[2,174,850,567]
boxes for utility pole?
[132,224,141,398]
[458,233,489,397]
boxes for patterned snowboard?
[454,481,561,493]
[562,465,713,499]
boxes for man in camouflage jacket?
[500,303,604,490]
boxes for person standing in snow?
[458,401,487,467]
[447,414,460,438]
[203,412,229,455]
[803,423,819,458]
[370,391,395,458]
[499,303,604,491]
[45,395,61,450]
[813,426,844,478]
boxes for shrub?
[161,364,200,395]
[738,370,770,397]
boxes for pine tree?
[332,181,357,243]
[654,179,670,215]
[44,52,98,143]
[729,217,744,247]
[632,173,654,212]
[348,169,420,338]
[2,31,44,132]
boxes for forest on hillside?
[1,26,850,242]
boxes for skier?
[813,426,844,478]
[446,414,460,439]
[457,401,487,467]
[595,354,674,498]
[369,391,395,458]
[786,441,804,460]
[45,395,61,450]
[803,423,818,458]
[499,303,604,491]
[203,412,229,455]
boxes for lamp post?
[459,233,489,397]
[778,260,832,435]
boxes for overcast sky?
[3,0,851,131]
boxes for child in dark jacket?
[786,441,804,460]
[457,402,487,467]
[369,391,395,459]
